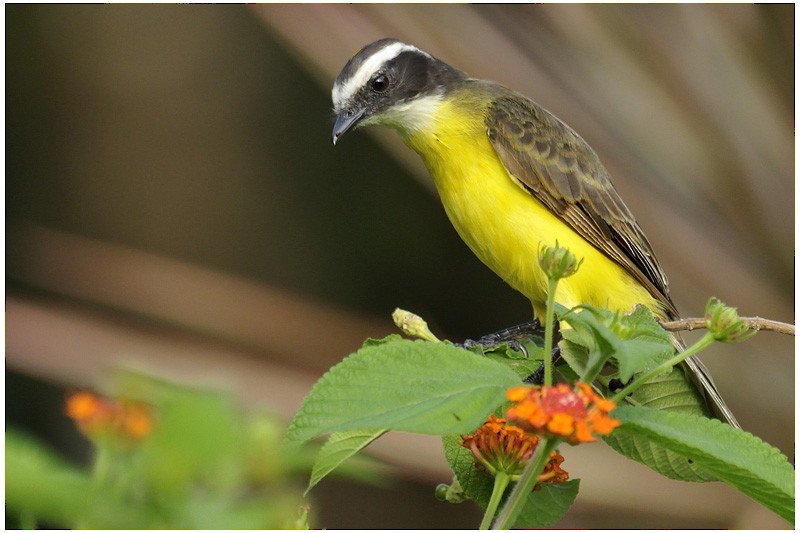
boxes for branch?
[660,317,795,336]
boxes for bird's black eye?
[370,74,389,93]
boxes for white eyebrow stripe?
[332,42,426,110]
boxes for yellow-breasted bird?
[331,38,738,427]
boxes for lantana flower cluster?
[506,383,620,444]
[65,391,153,445]
[461,415,568,486]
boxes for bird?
[331,38,738,427]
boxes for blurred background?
[6,4,794,528]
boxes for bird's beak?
[332,107,366,145]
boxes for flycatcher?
[331,38,738,427]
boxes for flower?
[506,383,620,444]
[65,391,153,444]
[461,415,568,486]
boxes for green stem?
[480,471,511,530]
[611,331,716,404]
[542,277,559,387]
[491,438,560,530]
[92,445,113,486]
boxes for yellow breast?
[402,97,660,321]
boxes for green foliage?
[558,302,721,482]
[292,300,793,527]
[514,479,580,527]
[7,294,791,529]
[6,374,324,529]
[610,406,795,523]
[6,431,97,527]
[557,303,675,383]
[283,336,521,447]
[306,429,386,494]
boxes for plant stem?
[480,472,511,530]
[611,331,716,404]
[92,445,113,487]
[491,438,559,529]
[542,277,559,388]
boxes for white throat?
[361,93,444,136]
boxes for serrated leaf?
[558,338,590,378]
[606,363,720,481]
[513,479,580,528]
[558,305,717,482]
[604,430,717,482]
[306,429,386,494]
[284,340,520,447]
[443,434,496,506]
[558,304,673,382]
[627,365,708,415]
[362,334,404,347]
[609,405,794,523]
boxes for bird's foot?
[523,345,563,385]
[457,319,542,358]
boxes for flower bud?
[392,308,440,343]
[704,298,757,343]
[538,242,582,281]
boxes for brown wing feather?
[482,87,741,426]
[485,89,678,319]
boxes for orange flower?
[546,413,574,437]
[65,391,105,423]
[506,383,620,444]
[65,391,153,444]
[534,450,570,489]
[461,415,569,486]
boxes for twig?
[660,317,795,336]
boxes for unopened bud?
[392,308,440,343]
[538,242,582,281]
[704,298,757,343]
[435,479,467,503]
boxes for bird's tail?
[673,332,740,428]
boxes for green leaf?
[605,363,718,482]
[557,307,618,381]
[557,304,718,482]
[443,434,495,507]
[284,339,520,447]
[626,365,709,415]
[306,429,386,494]
[6,430,92,527]
[362,334,404,347]
[5,430,154,528]
[513,479,580,528]
[609,405,795,523]
[558,304,674,382]
[136,388,245,499]
[484,343,546,380]
[558,338,590,379]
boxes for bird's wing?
[485,92,744,427]
[486,92,678,318]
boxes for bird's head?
[331,38,465,144]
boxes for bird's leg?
[458,319,542,358]
[523,319,562,385]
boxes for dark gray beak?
[332,108,366,145]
